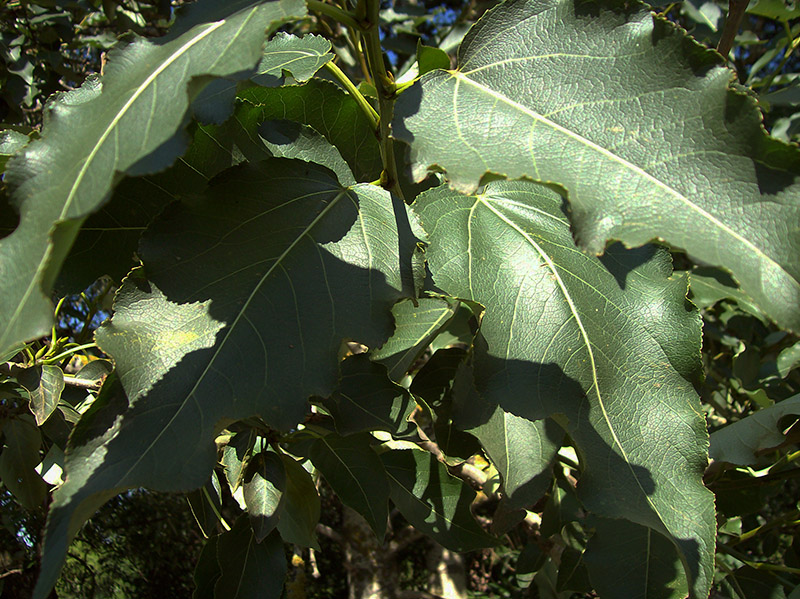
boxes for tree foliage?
[0,0,799,597]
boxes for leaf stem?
[42,342,98,364]
[716,0,749,60]
[323,61,379,130]
[306,0,360,31]
[360,0,404,199]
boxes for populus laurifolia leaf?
[37,158,408,597]
[393,0,800,333]
[0,0,307,356]
[413,180,715,597]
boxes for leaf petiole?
[323,61,380,131]
[306,0,360,31]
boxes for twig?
[717,0,750,60]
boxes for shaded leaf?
[412,180,714,596]
[276,454,320,549]
[394,0,800,332]
[0,129,30,172]
[192,534,221,599]
[243,451,286,542]
[584,517,688,599]
[222,430,257,492]
[777,341,800,378]
[187,471,224,539]
[238,79,382,182]
[0,414,47,510]
[323,354,417,437]
[452,363,562,510]
[0,0,307,356]
[258,120,355,185]
[14,364,64,425]
[42,158,406,595]
[215,518,287,599]
[309,432,389,539]
[688,267,764,319]
[370,297,458,381]
[709,394,800,466]
[380,448,496,552]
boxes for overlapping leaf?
[0,0,306,355]
[413,180,715,597]
[394,0,800,332]
[38,158,407,597]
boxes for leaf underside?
[394,0,800,332]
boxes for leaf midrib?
[118,188,350,484]
[450,71,789,284]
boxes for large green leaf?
[0,0,307,355]
[412,180,715,597]
[14,364,64,425]
[243,451,286,542]
[310,432,389,539]
[38,159,407,597]
[584,517,688,599]
[215,518,287,599]
[381,448,496,552]
[393,0,800,332]
[276,454,320,549]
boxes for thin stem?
[323,61,379,129]
[718,543,800,577]
[756,23,799,92]
[730,509,800,545]
[361,0,404,199]
[717,0,749,60]
[42,342,98,364]
[306,0,360,31]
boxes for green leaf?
[0,129,30,172]
[215,518,287,599]
[417,42,450,75]
[193,535,221,599]
[412,180,715,597]
[187,472,225,539]
[243,451,286,542]
[41,157,407,595]
[394,0,800,333]
[14,364,64,425]
[452,364,562,510]
[222,431,257,492]
[709,394,800,466]
[258,120,355,185]
[0,0,307,356]
[192,32,333,122]
[380,448,496,552]
[309,432,389,539]
[252,32,333,86]
[777,341,800,378]
[322,354,417,437]
[276,454,320,549]
[238,79,382,182]
[0,414,47,510]
[688,267,765,319]
[370,297,458,381]
[584,517,688,599]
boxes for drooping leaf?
[14,364,64,425]
[215,518,287,599]
[238,79,383,182]
[309,432,389,539]
[193,534,221,599]
[584,517,688,599]
[778,341,800,378]
[0,129,30,172]
[258,120,355,185]
[709,394,800,466]
[394,0,800,333]
[243,451,286,542]
[380,447,496,552]
[370,297,458,381]
[222,430,257,492]
[452,363,562,510]
[0,0,307,356]
[276,454,320,549]
[412,180,715,597]
[187,471,225,539]
[0,414,47,510]
[688,267,765,319]
[322,354,417,437]
[41,158,407,597]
